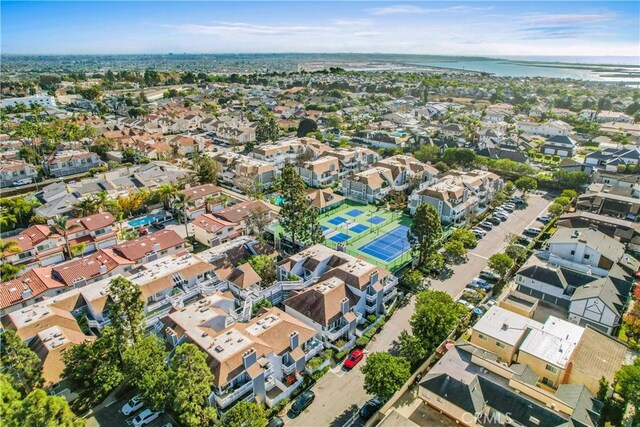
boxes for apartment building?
[212,151,276,191]
[0,159,38,187]
[62,212,118,256]
[306,188,345,213]
[278,244,398,326]
[250,139,306,169]
[297,156,341,188]
[45,150,103,177]
[180,183,222,218]
[162,295,322,411]
[3,225,65,269]
[516,119,573,137]
[409,169,502,223]
[514,228,635,334]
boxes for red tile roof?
[112,230,184,261]
[67,212,115,233]
[182,184,221,200]
[192,214,236,234]
[51,249,131,286]
[213,201,271,224]
[0,268,63,310]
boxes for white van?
[13,178,33,186]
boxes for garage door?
[557,150,568,157]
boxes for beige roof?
[569,327,628,386]
[227,263,261,289]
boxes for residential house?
[62,212,118,256]
[306,188,345,213]
[110,230,186,266]
[45,150,103,177]
[181,183,222,218]
[584,148,640,172]
[297,156,340,188]
[577,183,640,221]
[192,214,243,248]
[540,135,577,158]
[0,159,38,187]
[212,152,276,191]
[517,120,573,137]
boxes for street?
[286,192,553,427]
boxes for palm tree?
[70,242,86,259]
[156,184,177,210]
[74,197,98,217]
[0,210,17,230]
[204,195,217,213]
[171,193,194,238]
[219,195,229,208]
[0,239,21,262]
[53,215,80,259]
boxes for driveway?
[286,192,553,427]
[86,391,176,427]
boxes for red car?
[343,349,364,369]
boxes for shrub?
[333,349,349,363]
[307,356,325,371]
[366,314,377,323]
[356,336,371,347]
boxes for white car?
[456,299,475,310]
[122,395,144,416]
[132,409,161,427]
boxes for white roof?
[519,316,584,368]
[473,306,542,347]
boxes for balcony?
[327,335,356,353]
[383,288,398,304]
[326,323,350,342]
[265,376,304,408]
[282,360,296,376]
[265,376,276,391]
[365,303,376,314]
[304,338,324,361]
[365,292,377,304]
[213,380,254,408]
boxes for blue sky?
[2,1,639,56]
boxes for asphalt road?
[286,192,553,427]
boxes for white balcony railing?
[282,361,296,376]
[365,293,377,303]
[326,323,350,342]
[365,304,376,314]
[304,339,324,361]
[265,376,276,391]
[383,288,398,303]
[214,381,254,408]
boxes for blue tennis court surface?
[321,225,329,231]
[346,209,364,217]
[328,216,347,226]
[367,216,386,225]
[329,232,351,243]
[358,225,410,262]
[350,224,369,233]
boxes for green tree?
[450,228,477,248]
[560,189,577,200]
[443,240,466,263]
[361,352,411,401]
[408,204,442,266]
[505,244,527,262]
[514,176,538,194]
[414,145,440,163]
[168,343,217,427]
[0,374,21,421]
[0,330,43,395]
[552,170,589,190]
[306,206,324,245]
[172,193,195,238]
[505,181,515,194]
[555,196,571,207]
[256,113,279,143]
[108,276,145,349]
[62,326,124,406]
[0,239,21,263]
[488,253,514,278]
[219,401,267,427]
[53,215,80,259]
[247,254,277,285]
[155,184,177,210]
[615,358,640,409]
[123,335,169,411]
[3,380,83,427]
[400,269,424,292]
[397,330,427,367]
[297,118,318,137]
[410,290,465,354]
[442,148,476,168]
[192,153,219,184]
[279,163,320,250]
[548,203,565,217]
[426,252,445,272]
[251,298,273,317]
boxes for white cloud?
[164,22,330,36]
[523,13,616,25]
[370,5,425,15]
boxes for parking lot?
[86,391,176,427]
[430,191,554,300]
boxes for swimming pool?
[128,215,157,228]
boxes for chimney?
[152,242,160,252]
[341,297,349,315]
[289,331,299,350]
[242,348,257,369]
[21,285,32,300]
[99,263,107,274]
[369,270,379,286]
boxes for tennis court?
[358,225,410,263]
[346,209,364,217]
[328,216,348,226]
[329,232,351,243]
[349,224,369,233]
[367,215,386,225]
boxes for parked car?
[470,277,493,291]
[501,204,515,213]
[267,416,285,427]
[478,222,493,231]
[121,395,144,416]
[359,398,383,420]
[472,229,485,239]
[523,227,542,236]
[132,409,161,427]
[537,215,552,223]
[493,212,508,221]
[154,222,166,230]
[471,227,487,236]
[290,391,315,417]
[344,349,364,370]
[456,299,475,310]
[479,269,500,281]
[13,178,33,186]
[487,217,501,225]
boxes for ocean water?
[409,57,640,82]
